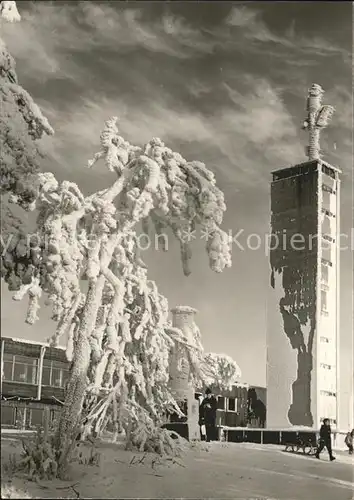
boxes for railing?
[217,426,349,450]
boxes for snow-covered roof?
[2,336,66,350]
[171,306,198,314]
[197,381,250,392]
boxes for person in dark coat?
[199,388,218,442]
[316,418,336,461]
[197,394,206,441]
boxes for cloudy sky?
[1,1,353,409]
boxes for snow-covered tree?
[3,116,232,475]
[1,1,237,477]
[199,352,242,391]
[0,0,53,209]
[1,0,54,300]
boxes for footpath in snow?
[1,438,353,499]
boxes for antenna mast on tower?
[302,84,335,160]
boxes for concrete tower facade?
[267,159,341,430]
[267,84,342,430]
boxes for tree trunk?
[55,275,106,474]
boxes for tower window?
[322,184,336,195]
[322,208,335,218]
[320,417,337,425]
[320,390,336,397]
[321,258,332,267]
[320,363,332,370]
[321,238,332,263]
[321,290,328,312]
[322,234,335,243]
[321,264,329,283]
[320,336,330,343]
[322,165,336,179]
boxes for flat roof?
[1,336,66,350]
[271,159,342,176]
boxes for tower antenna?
[302,84,335,160]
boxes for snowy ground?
[1,437,353,499]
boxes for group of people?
[197,389,354,458]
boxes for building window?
[321,240,332,265]
[29,408,44,428]
[321,264,329,284]
[320,363,332,370]
[3,354,38,384]
[227,397,237,412]
[321,290,327,312]
[42,360,69,388]
[321,208,335,218]
[13,356,38,384]
[322,184,336,195]
[217,396,226,410]
[320,390,336,397]
[320,336,330,343]
[322,234,335,243]
[3,353,14,381]
[321,258,332,267]
[1,405,17,427]
[320,417,337,425]
[322,165,336,179]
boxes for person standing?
[316,418,336,461]
[197,393,206,441]
[344,429,354,455]
[200,388,217,442]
